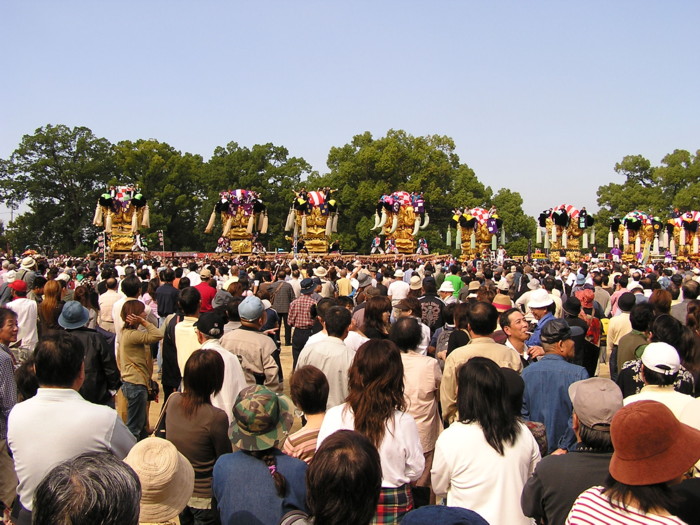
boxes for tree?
[113,139,205,251]
[596,150,700,228]
[202,142,313,250]
[0,124,116,254]
[309,130,493,252]
[492,188,536,255]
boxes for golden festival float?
[536,204,595,260]
[447,206,502,259]
[204,189,268,254]
[370,191,429,254]
[607,210,700,261]
[92,186,150,253]
[284,188,339,254]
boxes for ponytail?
[249,450,286,497]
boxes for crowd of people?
[1,251,700,524]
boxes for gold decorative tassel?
[325,217,332,237]
[332,213,338,233]
[205,209,217,233]
[536,227,542,244]
[93,204,103,226]
[680,228,686,245]
[223,216,233,236]
[105,213,112,234]
[551,224,557,243]
[301,216,307,235]
[131,210,138,234]
[246,215,255,235]
[261,213,268,234]
[141,205,150,228]
[285,209,295,231]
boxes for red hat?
[9,280,27,293]
[610,400,700,485]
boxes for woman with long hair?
[166,349,232,525]
[119,300,163,441]
[361,296,392,339]
[447,302,471,355]
[73,285,97,329]
[317,340,424,523]
[431,357,540,525]
[38,279,64,336]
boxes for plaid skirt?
[371,484,414,524]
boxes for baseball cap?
[8,280,27,293]
[540,319,573,344]
[194,312,226,338]
[300,278,315,294]
[641,342,681,375]
[200,268,212,279]
[238,296,264,321]
[569,378,623,430]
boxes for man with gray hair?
[32,452,141,525]
[521,319,589,455]
[521,377,623,525]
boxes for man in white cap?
[387,268,410,306]
[220,296,280,393]
[524,289,556,348]
[514,278,542,323]
[623,342,693,418]
[437,281,457,305]
[16,257,37,292]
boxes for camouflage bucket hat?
[231,385,295,451]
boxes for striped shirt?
[566,486,687,525]
[282,426,320,464]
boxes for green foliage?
[113,139,205,251]
[0,124,116,254]
[202,142,313,250]
[596,150,700,228]
[492,188,536,254]
[310,129,494,252]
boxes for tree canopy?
[596,149,700,226]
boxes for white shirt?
[432,421,540,525]
[318,403,424,488]
[297,336,356,409]
[8,388,136,510]
[186,270,202,287]
[201,339,247,427]
[623,385,694,419]
[387,280,410,304]
[304,330,369,353]
[7,298,38,350]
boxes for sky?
[1,1,699,221]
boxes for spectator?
[8,332,135,523]
[33,452,141,525]
[124,437,195,525]
[280,430,382,525]
[521,319,589,454]
[283,365,329,464]
[213,385,307,525]
[432,358,540,525]
[317,339,424,522]
[165,349,232,524]
[391,316,442,507]
[521,377,623,525]
[566,400,700,524]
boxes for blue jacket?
[521,354,588,453]
[525,312,555,347]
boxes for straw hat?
[492,295,512,312]
[124,437,194,523]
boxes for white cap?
[641,342,681,375]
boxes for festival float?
[447,207,502,259]
[536,204,594,260]
[605,211,662,261]
[284,188,339,254]
[371,191,429,254]
[92,186,150,253]
[204,189,268,254]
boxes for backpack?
[435,325,455,354]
